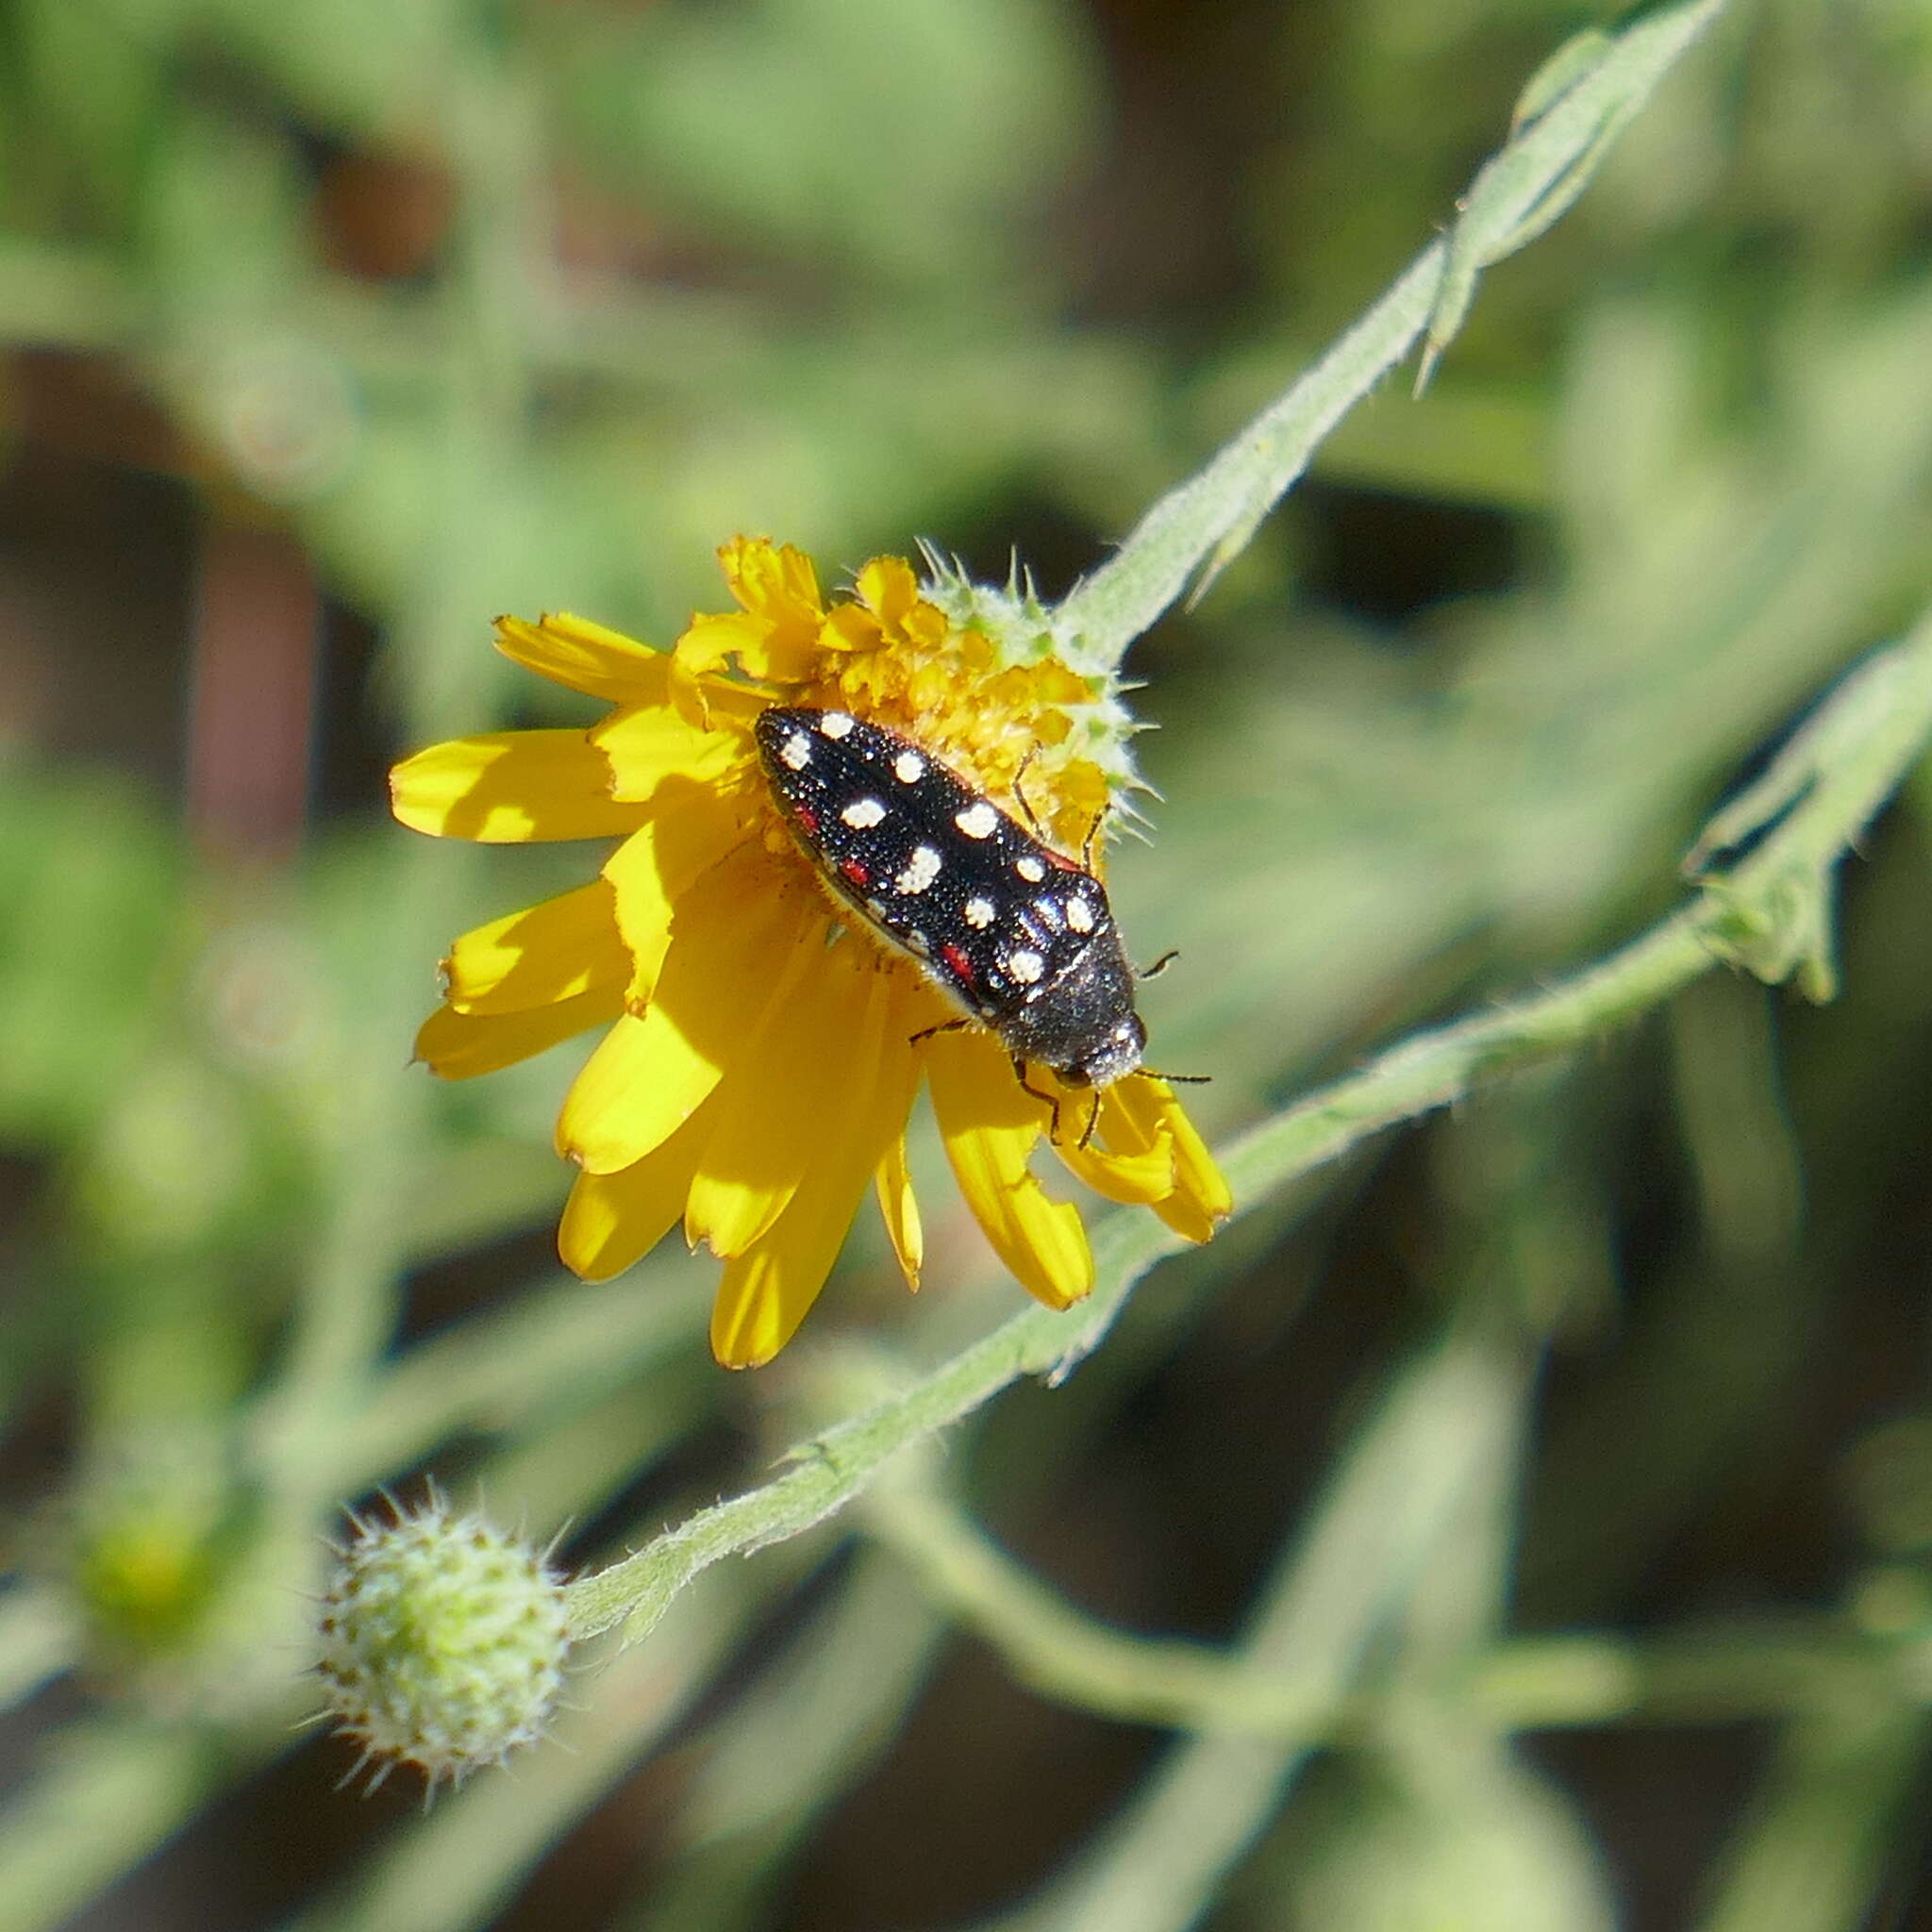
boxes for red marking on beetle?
[941,942,975,986]
[840,857,870,887]
[793,804,819,834]
[1044,848,1083,872]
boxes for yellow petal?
[925,1030,1094,1309]
[874,1134,923,1291]
[556,845,805,1174]
[720,535,824,635]
[673,538,827,707]
[688,614,820,689]
[821,602,885,653]
[445,880,628,1014]
[854,554,919,630]
[667,611,819,726]
[669,612,762,688]
[683,931,874,1258]
[1136,1077,1231,1220]
[493,611,669,703]
[558,1101,716,1280]
[391,732,643,842]
[1110,1075,1232,1241]
[415,984,625,1079]
[591,701,744,804]
[602,802,753,1001]
[555,1013,665,1169]
[1151,1191,1218,1242]
[1089,1080,1161,1153]
[708,973,919,1367]
[1049,1098,1177,1206]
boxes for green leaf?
[1419,0,1729,391]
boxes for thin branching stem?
[864,1462,1932,1740]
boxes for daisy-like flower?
[391,538,1230,1367]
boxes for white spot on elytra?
[1066,895,1094,933]
[779,731,812,771]
[905,929,931,955]
[955,801,1000,840]
[893,749,925,783]
[895,845,942,894]
[963,896,995,928]
[1015,856,1046,883]
[841,796,887,829]
[818,710,855,740]
[866,897,888,919]
[1007,948,1045,984]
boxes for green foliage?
[0,764,180,1139]
[3,0,1932,1927]
[541,0,1095,291]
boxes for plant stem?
[564,609,1932,1649]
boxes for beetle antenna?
[1012,747,1049,841]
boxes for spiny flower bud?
[316,1493,570,1792]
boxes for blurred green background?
[5,1,1932,1927]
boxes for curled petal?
[1048,1101,1177,1206]
[1108,1075,1232,1241]
[416,985,625,1079]
[668,616,817,725]
[685,616,819,691]
[445,880,627,1014]
[391,732,642,843]
[925,1031,1093,1310]
[493,612,669,703]
[720,536,824,636]
[669,538,829,723]
[670,612,764,682]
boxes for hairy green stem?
[565,609,1932,1648]
[1061,0,1728,664]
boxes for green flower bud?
[67,1453,234,1665]
[49,1434,287,1714]
[316,1494,570,1791]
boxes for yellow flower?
[391,538,1230,1367]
